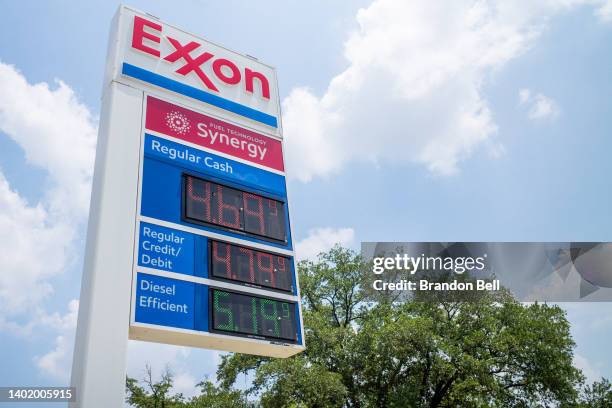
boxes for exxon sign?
[109,8,280,130]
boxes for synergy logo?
[146,96,285,171]
[131,16,271,100]
[165,111,191,135]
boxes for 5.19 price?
[211,289,297,342]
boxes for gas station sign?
[72,8,304,405]
[108,7,306,356]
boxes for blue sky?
[0,0,611,406]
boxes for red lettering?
[131,17,272,101]
[245,68,270,99]
[132,16,161,57]
[164,37,219,92]
[213,59,241,85]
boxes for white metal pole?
[69,80,143,407]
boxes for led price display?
[210,240,292,292]
[211,289,298,341]
[183,175,287,242]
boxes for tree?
[188,380,251,408]
[573,378,612,407]
[126,366,250,408]
[216,245,586,407]
[126,365,185,408]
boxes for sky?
[0,0,611,406]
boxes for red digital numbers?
[216,185,241,228]
[212,239,232,278]
[185,176,212,223]
[210,240,292,292]
[184,175,287,242]
[257,252,275,288]
[243,193,265,235]
[264,200,284,242]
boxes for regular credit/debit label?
[146,96,285,172]
[138,222,194,275]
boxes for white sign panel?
[110,7,281,133]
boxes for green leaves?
[189,381,251,408]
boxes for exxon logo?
[131,16,271,100]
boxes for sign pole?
[70,81,144,407]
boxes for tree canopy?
[126,365,251,408]
[126,245,611,408]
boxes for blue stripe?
[121,63,278,128]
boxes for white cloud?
[519,88,560,120]
[519,88,532,104]
[127,340,191,379]
[0,62,95,380]
[0,62,97,219]
[283,0,610,181]
[0,63,96,323]
[35,335,72,380]
[597,0,612,21]
[574,354,602,384]
[295,227,355,261]
[38,299,79,331]
[173,372,199,398]
[35,335,72,381]
[0,173,71,315]
[529,94,560,120]
[34,299,79,381]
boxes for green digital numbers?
[261,299,280,337]
[211,289,296,341]
[213,290,234,331]
[251,297,258,334]
[281,303,290,319]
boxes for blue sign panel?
[135,273,196,329]
[133,272,302,343]
[138,222,195,275]
[144,134,287,197]
[140,155,293,250]
[133,102,303,350]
